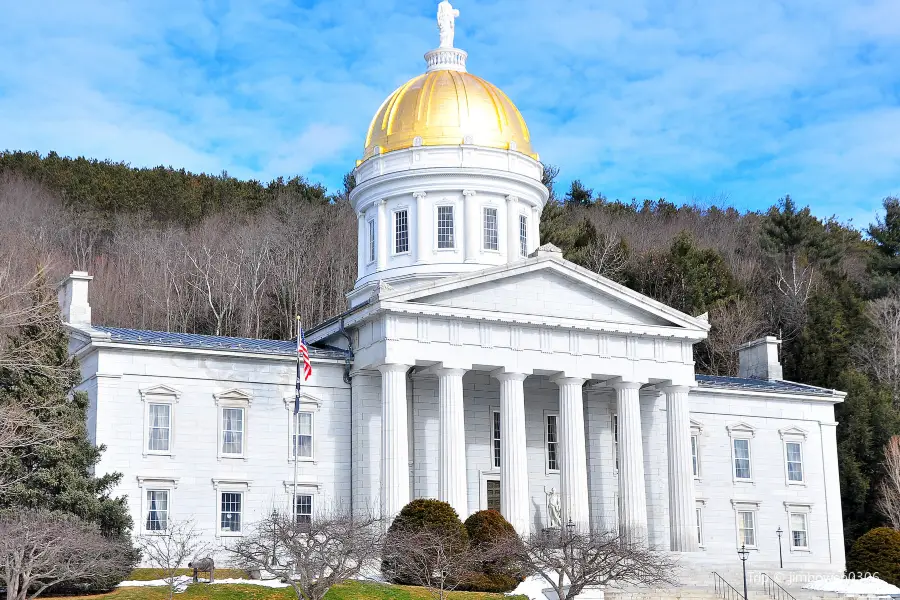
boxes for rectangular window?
[483,207,499,251]
[519,214,528,257]
[546,415,559,471]
[437,206,455,249]
[738,511,756,547]
[786,442,804,482]
[696,507,703,546]
[221,407,244,456]
[691,435,700,477]
[145,490,169,532]
[613,414,619,471]
[148,403,171,452]
[295,494,313,525]
[492,410,501,469]
[486,480,501,512]
[293,412,313,459]
[220,492,242,533]
[394,209,409,254]
[733,438,751,480]
[367,219,376,263]
[790,512,808,548]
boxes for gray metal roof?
[696,374,839,397]
[92,326,348,360]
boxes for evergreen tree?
[834,370,900,545]
[0,282,132,537]
[626,232,740,316]
[868,197,900,295]
[563,179,594,207]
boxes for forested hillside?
[2,149,899,549]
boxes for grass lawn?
[58,578,527,600]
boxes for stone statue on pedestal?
[545,486,561,528]
[437,1,460,48]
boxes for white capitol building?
[61,3,846,587]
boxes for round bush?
[381,499,468,585]
[459,509,523,593]
[847,527,900,586]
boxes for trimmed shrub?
[460,509,523,593]
[381,499,468,585]
[847,527,900,586]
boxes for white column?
[530,205,540,254]
[379,363,411,519]
[463,189,479,262]
[506,195,519,261]
[613,381,648,541]
[554,376,589,530]
[376,199,387,271]
[494,372,530,534]
[356,211,366,280]
[664,385,697,551]
[414,191,428,263]
[437,368,468,518]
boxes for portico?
[315,247,708,548]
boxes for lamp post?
[776,527,784,568]
[738,545,750,600]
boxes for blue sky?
[1,0,899,227]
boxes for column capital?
[491,370,527,382]
[424,366,467,378]
[413,191,427,199]
[660,384,693,395]
[551,375,586,387]
[357,211,366,220]
[462,189,478,197]
[610,380,643,392]
[506,194,519,204]
[377,363,410,375]
[376,198,386,206]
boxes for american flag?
[295,321,312,413]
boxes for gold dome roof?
[362,69,537,162]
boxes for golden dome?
[362,70,537,162]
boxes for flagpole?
[293,316,301,525]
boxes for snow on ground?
[803,576,900,595]
[117,575,290,592]
[509,575,552,600]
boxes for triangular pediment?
[383,258,708,332]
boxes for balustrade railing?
[712,571,746,600]
[761,573,797,600]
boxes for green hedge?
[846,527,900,585]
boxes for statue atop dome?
[437,1,460,48]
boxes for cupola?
[349,2,549,297]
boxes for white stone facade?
[62,249,846,578]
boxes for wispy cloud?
[0,0,898,225]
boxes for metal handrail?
[761,573,797,600]
[713,571,746,600]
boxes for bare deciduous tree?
[382,526,487,600]
[876,436,900,530]
[0,509,134,600]
[856,293,900,405]
[509,529,678,600]
[136,519,209,600]
[229,507,382,600]
[582,233,628,283]
[699,297,766,376]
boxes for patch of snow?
[117,576,290,592]
[509,575,554,600]
[803,576,900,595]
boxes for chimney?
[737,336,783,380]
[58,271,93,327]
